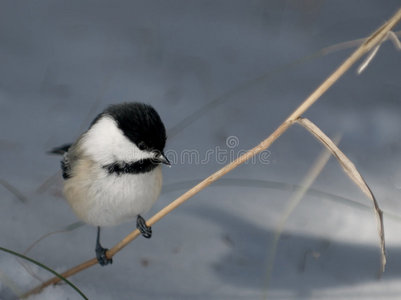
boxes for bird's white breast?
[64,160,162,226]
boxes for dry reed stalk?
[23,6,401,298]
[296,118,386,272]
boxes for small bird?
[51,102,170,266]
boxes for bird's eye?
[138,141,147,150]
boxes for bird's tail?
[48,144,72,155]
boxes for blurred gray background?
[1,1,401,299]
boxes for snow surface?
[1,1,401,299]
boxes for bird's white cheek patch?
[81,116,154,164]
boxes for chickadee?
[51,102,170,266]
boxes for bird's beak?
[158,153,171,166]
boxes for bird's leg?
[136,215,152,238]
[95,226,113,266]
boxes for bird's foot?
[95,246,113,266]
[137,215,152,238]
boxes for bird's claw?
[137,215,152,238]
[96,246,113,266]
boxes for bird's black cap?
[92,102,167,152]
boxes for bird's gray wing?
[61,153,71,179]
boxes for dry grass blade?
[35,172,61,194]
[24,222,84,255]
[296,117,386,273]
[358,30,401,74]
[357,43,381,74]
[0,179,27,203]
[17,222,85,284]
[388,30,401,49]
